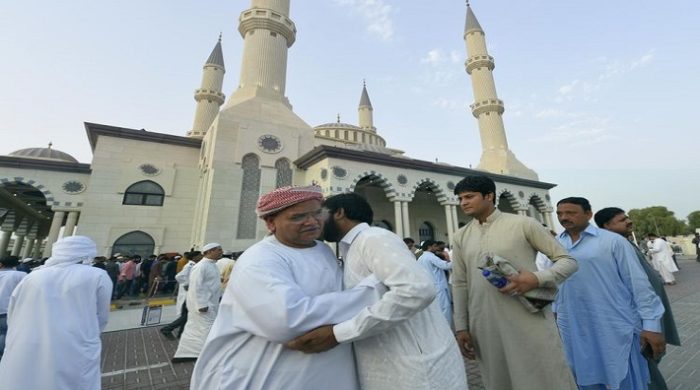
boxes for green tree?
[628,206,687,237]
[688,210,700,231]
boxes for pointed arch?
[497,189,519,214]
[411,178,448,203]
[348,171,396,199]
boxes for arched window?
[237,154,261,239]
[418,221,434,243]
[275,158,293,188]
[123,180,164,206]
[112,231,155,259]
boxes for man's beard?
[321,218,342,242]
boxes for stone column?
[544,211,556,230]
[518,209,528,216]
[401,202,410,238]
[11,235,25,256]
[44,211,66,257]
[0,230,11,257]
[451,205,460,232]
[62,211,79,238]
[393,200,403,238]
[444,204,454,244]
[21,238,35,258]
[32,238,44,258]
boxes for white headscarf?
[44,236,98,267]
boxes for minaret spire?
[463,4,537,179]
[187,36,226,138]
[228,0,297,107]
[358,80,375,131]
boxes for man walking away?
[0,236,112,389]
[0,256,25,361]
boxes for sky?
[1,0,698,221]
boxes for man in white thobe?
[0,256,26,361]
[288,192,468,390]
[0,236,112,390]
[173,243,222,362]
[647,234,679,285]
[190,185,382,390]
[160,251,202,340]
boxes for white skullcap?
[202,243,222,253]
[44,236,97,267]
[21,258,33,263]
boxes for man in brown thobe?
[451,175,578,390]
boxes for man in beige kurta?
[451,175,578,390]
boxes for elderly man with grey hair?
[0,236,112,390]
[172,242,224,363]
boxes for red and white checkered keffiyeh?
[256,185,323,218]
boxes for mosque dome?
[8,145,78,163]
[314,122,362,131]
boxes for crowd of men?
[0,174,689,389]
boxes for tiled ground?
[100,256,699,390]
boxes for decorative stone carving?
[139,163,160,176]
[62,180,86,194]
[257,134,283,154]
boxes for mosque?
[0,1,557,258]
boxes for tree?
[688,210,700,232]
[628,206,687,237]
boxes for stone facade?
[0,1,554,256]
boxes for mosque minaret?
[464,4,538,180]
[187,36,225,139]
[228,0,297,107]
[358,81,375,131]
[191,0,316,248]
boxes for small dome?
[314,122,361,130]
[9,147,78,163]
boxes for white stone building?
[0,2,556,258]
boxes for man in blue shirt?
[555,197,665,390]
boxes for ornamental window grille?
[237,154,261,239]
[122,180,164,206]
[275,158,293,188]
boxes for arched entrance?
[112,231,155,259]
[418,221,435,243]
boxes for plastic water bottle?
[482,269,508,288]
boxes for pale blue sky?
[1,1,698,220]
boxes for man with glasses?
[190,185,382,390]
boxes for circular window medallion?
[139,163,160,176]
[332,166,347,178]
[320,168,328,181]
[447,181,455,190]
[397,175,408,185]
[62,180,85,194]
[518,191,525,199]
[257,134,283,154]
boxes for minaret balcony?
[195,89,225,105]
[465,55,495,74]
[470,99,504,117]
[239,8,297,47]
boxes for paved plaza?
[101,256,700,389]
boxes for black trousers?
[161,302,188,336]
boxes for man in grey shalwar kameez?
[451,175,578,390]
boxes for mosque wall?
[77,136,201,256]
